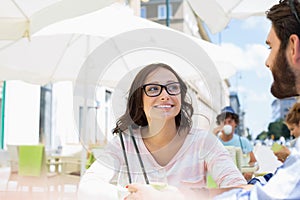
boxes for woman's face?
[142,68,181,123]
[287,122,300,138]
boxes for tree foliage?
[267,120,290,140]
[256,131,268,140]
[256,120,290,140]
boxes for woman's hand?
[274,146,290,162]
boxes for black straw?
[128,126,150,184]
[118,129,132,184]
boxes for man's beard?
[270,48,298,99]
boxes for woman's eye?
[148,86,159,91]
[169,85,179,90]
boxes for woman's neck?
[141,120,189,166]
[142,120,178,148]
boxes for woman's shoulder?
[189,128,208,134]
[189,128,219,142]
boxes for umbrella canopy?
[0,3,236,86]
[187,0,278,33]
[0,0,116,40]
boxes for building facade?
[229,91,245,136]
[271,97,298,122]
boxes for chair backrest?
[206,146,244,188]
[6,144,19,173]
[224,146,243,171]
[235,146,243,170]
[206,174,218,188]
[18,144,45,176]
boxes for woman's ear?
[289,34,300,65]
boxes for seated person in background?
[214,106,257,181]
[274,102,300,163]
[78,63,246,200]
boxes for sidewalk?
[0,167,79,200]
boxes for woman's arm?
[78,161,119,200]
[204,133,247,187]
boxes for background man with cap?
[214,106,257,181]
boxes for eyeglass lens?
[143,82,180,97]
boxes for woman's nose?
[159,88,170,100]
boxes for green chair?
[206,174,218,188]
[18,144,44,176]
[17,144,59,194]
[86,151,96,169]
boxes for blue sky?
[206,17,275,138]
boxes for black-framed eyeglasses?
[143,82,181,97]
[289,0,300,24]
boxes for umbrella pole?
[166,0,170,27]
[1,81,6,149]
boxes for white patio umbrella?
[0,3,234,162]
[0,3,236,86]
[0,0,116,40]
[187,0,278,33]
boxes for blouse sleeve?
[201,132,247,187]
[78,136,123,199]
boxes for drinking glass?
[148,167,168,191]
[117,165,131,200]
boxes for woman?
[274,102,300,163]
[78,63,246,199]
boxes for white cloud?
[246,90,271,102]
[241,17,271,35]
[230,85,272,103]
[220,42,270,78]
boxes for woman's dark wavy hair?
[112,63,194,134]
[266,0,300,50]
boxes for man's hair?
[266,0,300,50]
[216,112,239,126]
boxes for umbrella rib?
[111,38,133,80]
[11,0,31,38]
[227,1,242,14]
[49,34,82,80]
[11,0,30,20]
[0,37,23,51]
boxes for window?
[158,4,172,20]
[104,90,112,139]
[39,84,52,149]
[141,6,146,18]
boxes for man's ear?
[289,34,300,65]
